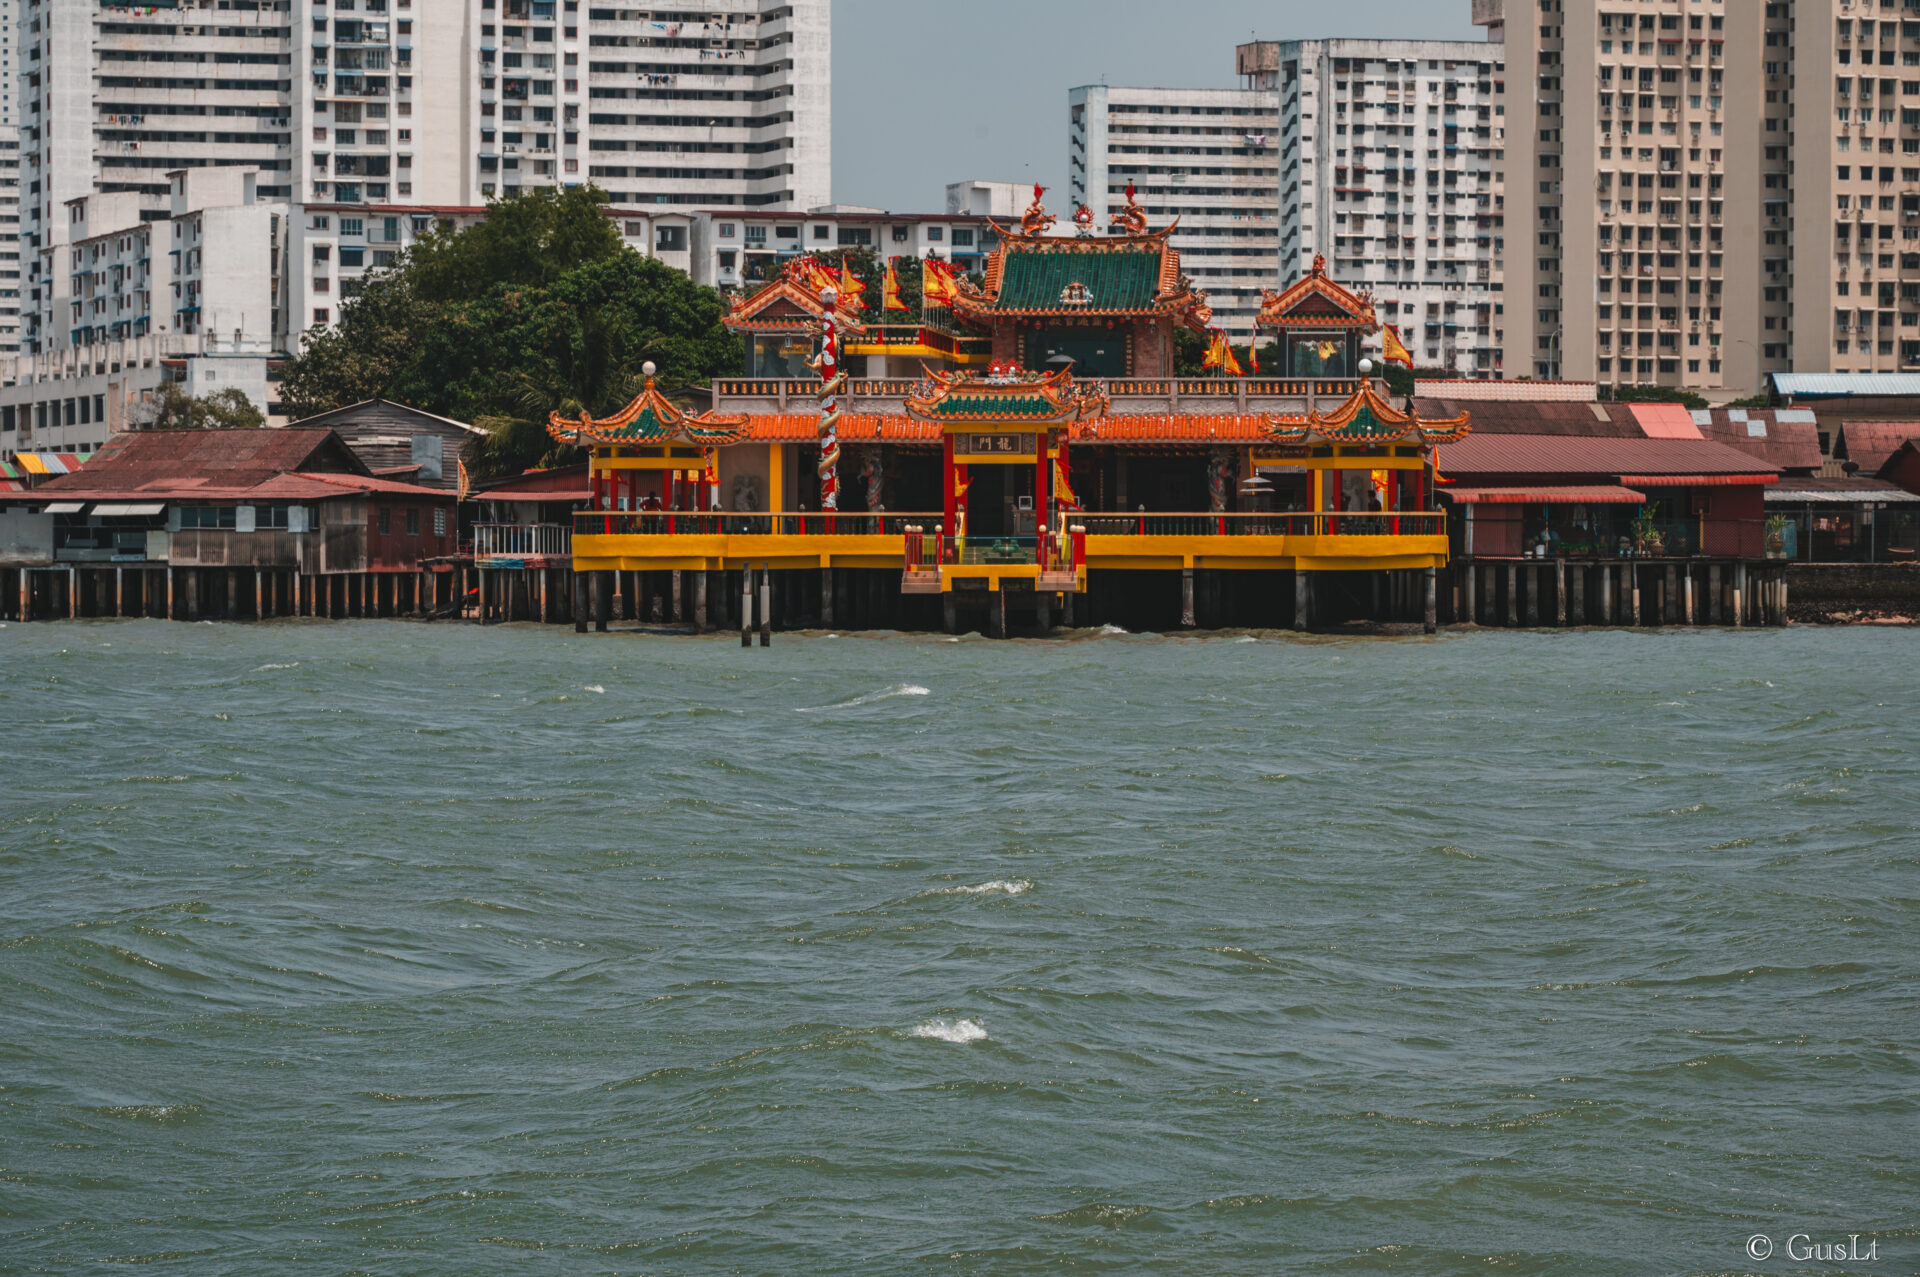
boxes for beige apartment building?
[1485,0,1920,395]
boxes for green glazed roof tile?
[992,249,1164,312]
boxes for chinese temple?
[562,189,1473,637]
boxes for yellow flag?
[839,261,866,307]
[1382,324,1413,369]
[883,261,908,312]
[923,258,957,308]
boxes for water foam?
[798,684,930,712]
[584,685,605,694]
[932,878,1033,897]
[908,1018,987,1044]
[252,662,299,671]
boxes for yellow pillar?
[767,442,784,513]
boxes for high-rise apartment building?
[1483,0,1790,393]
[1245,38,1507,377]
[11,0,830,357]
[1785,5,1920,380]
[578,2,830,212]
[1068,83,1280,339]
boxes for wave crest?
[908,1018,987,1044]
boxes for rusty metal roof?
[32,428,365,493]
[1413,397,1642,437]
[1690,411,1824,473]
[1836,420,1920,472]
[1439,433,1779,481]
[11,429,453,504]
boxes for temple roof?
[723,265,868,335]
[546,370,751,447]
[950,189,1212,333]
[1256,255,1380,334]
[1264,381,1470,446]
[903,363,1110,427]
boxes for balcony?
[710,376,1367,418]
[474,522,570,563]
[571,509,1452,586]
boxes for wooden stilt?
[1733,563,1745,628]
[593,570,610,632]
[757,567,771,646]
[741,568,754,646]
[1554,558,1566,627]
[942,591,958,635]
[1424,565,1437,634]
[1295,569,1309,632]
[1462,562,1476,624]
[1505,564,1517,627]
[1181,567,1196,628]
[575,573,589,632]
[820,566,833,628]
[1036,589,1051,635]
[694,569,708,634]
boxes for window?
[314,308,330,325]
[406,508,420,536]
[951,228,975,247]
[378,507,392,535]
[812,225,831,241]
[179,507,238,530]
[927,226,945,242]
[257,505,290,530]
[433,508,448,537]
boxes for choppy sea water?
[1,620,1916,1276]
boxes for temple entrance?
[966,465,1036,538]
[1029,330,1128,378]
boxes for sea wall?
[1787,562,1920,623]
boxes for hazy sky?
[831,0,1483,212]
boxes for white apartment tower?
[576,2,830,211]
[12,0,830,356]
[1247,38,1508,378]
[1069,83,1281,339]
[0,0,19,355]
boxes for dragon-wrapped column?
[815,285,843,511]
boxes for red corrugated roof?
[1413,397,1642,436]
[1447,484,1647,505]
[31,428,358,493]
[1692,412,1824,472]
[1440,433,1779,481]
[1837,420,1920,472]
[11,428,453,504]
[1629,403,1705,439]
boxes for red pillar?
[942,433,956,548]
[1035,432,1050,563]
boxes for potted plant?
[1630,507,1664,557]
[1764,514,1789,558]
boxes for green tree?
[1174,328,1209,376]
[391,254,740,477]
[279,192,740,479]
[1599,384,1709,411]
[137,384,266,430]
[278,268,439,419]
[407,184,625,302]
